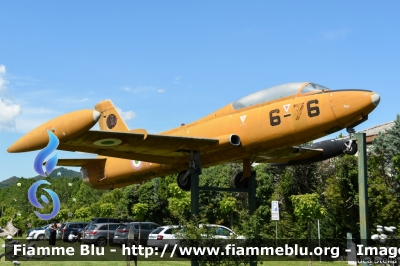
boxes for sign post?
[271,201,279,220]
[271,201,279,250]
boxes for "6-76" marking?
[269,100,320,126]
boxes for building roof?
[358,121,395,144]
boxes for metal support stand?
[318,219,321,262]
[189,153,257,266]
[248,173,257,215]
[275,221,278,260]
[190,151,201,266]
[353,133,370,266]
[190,159,200,218]
[248,173,257,266]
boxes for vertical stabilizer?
[94,100,129,131]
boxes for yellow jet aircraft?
[8,82,380,190]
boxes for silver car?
[113,222,161,246]
[83,223,121,246]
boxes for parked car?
[26,226,46,237]
[56,222,89,241]
[147,224,244,250]
[147,225,181,250]
[81,225,90,236]
[113,222,161,246]
[83,223,121,246]
[199,224,245,239]
[26,224,51,240]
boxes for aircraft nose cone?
[93,110,101,122]
[371,92,380,106]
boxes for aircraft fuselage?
[82,82,379,189]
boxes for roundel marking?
[107,114,118,129]
[93,138,122,146]
[131,160,142,169]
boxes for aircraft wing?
[258,146,323,164]
[56,158,107,167]
[259,138,351,166]
[57,130,219,164]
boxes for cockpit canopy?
[231,82,330,110]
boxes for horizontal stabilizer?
[56,158,107,167]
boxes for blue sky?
[1,1,399,181]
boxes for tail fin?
[94,99,129,131]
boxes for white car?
[199,224,245,239]
[26,225,50,241]
[147,224,245,250]
[147,225,180,249]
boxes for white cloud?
[0,97,21,130]
[132,86,152,94]
[0,65,57,132]
[54,97,90,103]
[323,28,351,41]
[13,107,59,133]
[0,65,21,130]
[120,86,150,94]
[22,107,59,116]
[122,86,166,95]
[0,64,9,92]
[122,86,132,92]
[174,76,182,84]
[116,107,136,120]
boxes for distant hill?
[0,167,81,188]
[0,176,20,188]
[33,167,81,179]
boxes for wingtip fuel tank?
[7,110,100,153]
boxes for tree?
[100,203,115,217]
[218,195,237,227]
[74,182,105,207]
[254,163,279,221]
[322,155,359,239]
[290,193,326,261]
[124,180,169,223]
[55,208,70,222]
[167,183,190,222]
[100,203,116,246]
[132,203,149,245]
[393,155,400,180]
[75,207,91,222]
[372,115,400,181]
